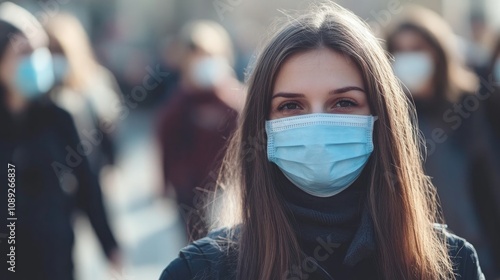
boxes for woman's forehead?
[273,48,363,94]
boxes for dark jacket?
[159,226,484,280]
[0,99,118,280]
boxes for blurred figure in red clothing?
[156,20,242,241]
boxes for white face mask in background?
[392,52,434,95]
[190,56,231,89]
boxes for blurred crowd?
[0,1,499,279]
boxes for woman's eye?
[278,102,301,111]
[335,99,357,108]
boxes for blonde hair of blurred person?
[45,13,123,175]
[386,5,478,103]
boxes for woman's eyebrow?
[272,92,305,99]
[330,86,365,94]
[272,86,365,99]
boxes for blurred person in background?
[386,5,500,278]
[0,2,120,279]
[45,13,123,179]
[156,20,242,241]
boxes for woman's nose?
[311,101,326,114]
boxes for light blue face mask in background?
[266,113,377,197]
[14,47,55,99]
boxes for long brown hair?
[210,3,454,279]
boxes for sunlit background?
[2,0,499,279]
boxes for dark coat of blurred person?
[0,3,119,280]
[475,34,500,273]
[481,36,500,143]
[45,13,123,178]
[386,6,500,278]
[156,20,242,241]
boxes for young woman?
[160,4,484,280]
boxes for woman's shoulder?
[159,227,238,280]
[159,225,485,280]
[434,224,485,280]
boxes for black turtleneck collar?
[278,169,376,270]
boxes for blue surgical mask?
[15,48,55,99]
[266,113,377,197]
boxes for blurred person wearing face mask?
[45,13,123,178]
[386,6,500,278]
[0,3,120,280]
[156,20,242,241]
